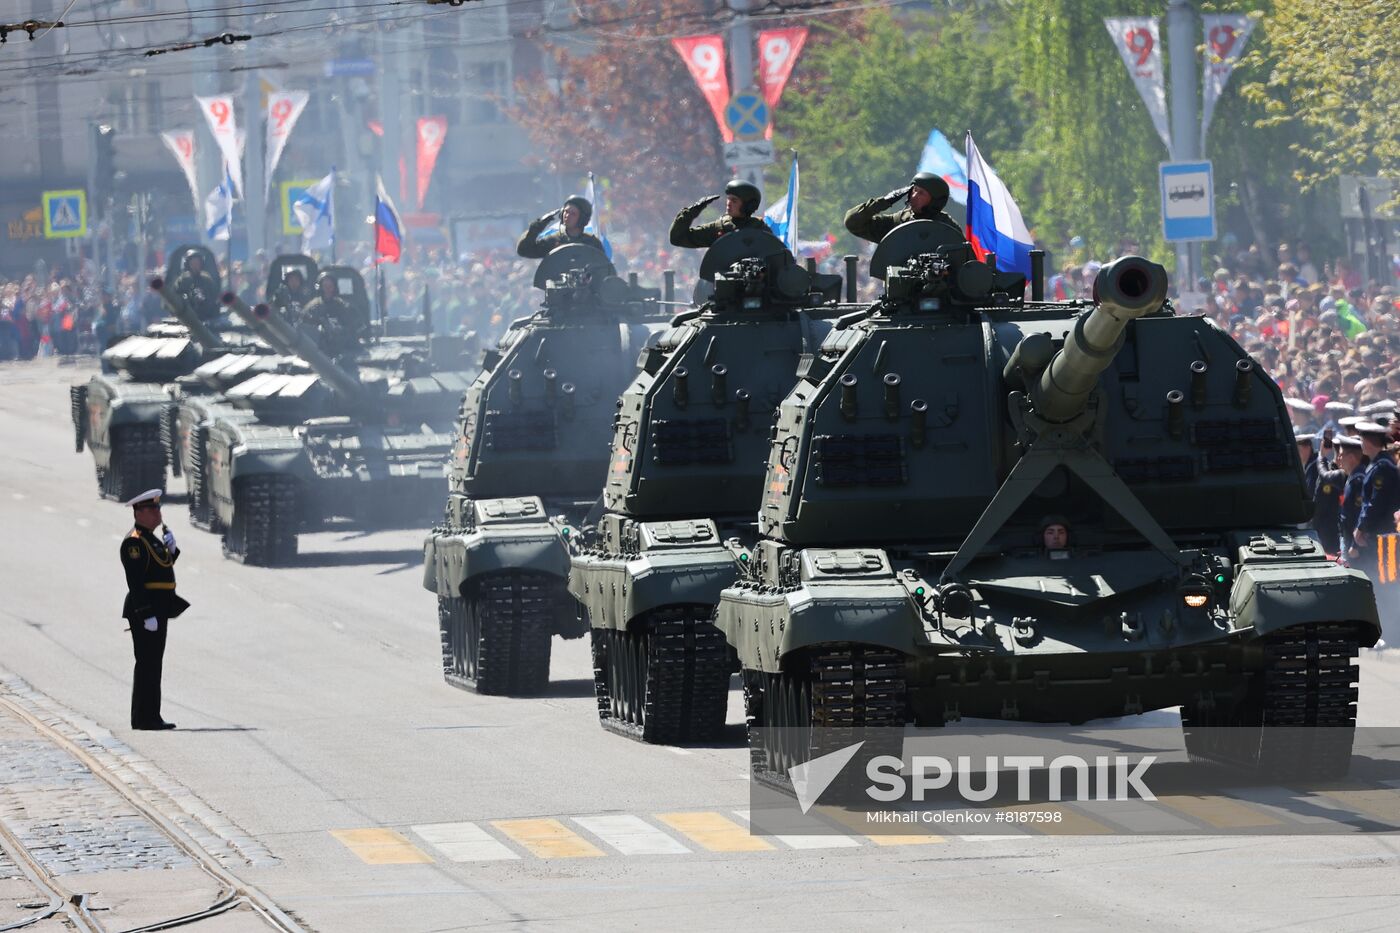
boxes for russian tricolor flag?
[375,174,403,265]
[965,133,1033,279]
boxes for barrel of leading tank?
[1032,256,1168,423]
[150,277,226,352]
[223,293,365,402]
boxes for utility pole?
[1167,0,1199,287]
[244,78,267,258]
[377,26,404,271]
[726,0,763,190]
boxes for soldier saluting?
[517,196,604,259]
[669,180,767,249]
[120,489,189,730]
[172,252,220,322]
[844,172,963,245]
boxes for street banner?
[1103,17,1172,152]
[416,116,448,210]
[265,90,310,199]
[673,34,733,143]
[160,130,201,216]
[758,27,807,139]
[1200,14,1257,141]
[195,95,244,199]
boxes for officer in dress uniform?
[1336,435,1369,557]
[1308,434,1347,555]
[120,490,189,730]
[1352,423,1400,648]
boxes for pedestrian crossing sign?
[41,189,87,238]
[42,190,88,239]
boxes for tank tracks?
[591,607,732,745]
[159,402,181,478]
[744,645,908,796]
[186,424,215,531]
[438,572,556,696]
[97,424,166,504]
[222,475,299,566]
[1183,622,1360,781]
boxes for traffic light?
[92,124,115,204]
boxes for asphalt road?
[3,358,1400,933]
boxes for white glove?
[163,529,177,553]
[143,617,158,632]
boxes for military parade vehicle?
[72,246,256,502]
[715,220,1381,784]
[570,229,846,743]
[422,244,671,696]
[206,272,472,564]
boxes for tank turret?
[222,293,366,404]
[150,277,227,352]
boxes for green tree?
[1239,0,1399,192]
[773,9,1024,250]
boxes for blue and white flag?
[585,173,613,260]
[917,128,969,206]
[203,161,235,242]
[291,168,335,253]
[763,156,799,251]
[965,133,1034,278]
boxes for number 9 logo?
[1125,28,1153,67]
[762,37,790,79]
[209,99,231,128]
[691,42,721,81]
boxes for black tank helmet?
[563,195,593,228]
[315,271,339,295]
[911,172,951,212]
[725,179,762,217]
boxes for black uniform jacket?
[120,527,190,622]
[668,209,768,250]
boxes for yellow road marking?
[1318,787,1400,825]
[1157,795,1281,829]
[330,828,433,864]
[815,806,944,845]
[491,818,605,858]
[656,811,775,852]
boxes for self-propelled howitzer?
[713,220,1380,787]
[423,244,673,695]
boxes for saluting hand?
[536,209,562,226]
[163,528,178,553]
[882,185,913,205]
[687,194,721,214]
[143,617,158,632]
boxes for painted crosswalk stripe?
[492,818,605,858]
[657,811,775,852]
[331,828,433,865]
[1316,786,1400,825]
[732,809,862,849]
[1157,795,1281,829]
[1000,804,1113,835]
[1223,785,1357,825]
[572,815,691,855]
[1085,800,1199,833]
[412,822,519,862]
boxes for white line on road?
[571,815,691,855]
[411,822,519,862]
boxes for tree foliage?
[1239,0,1400,189]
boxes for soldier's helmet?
[285,268,304,287]
[316,271,339,296]
[911,172,951,212]
[725,180,762,216]
[562,195,593,228]
[184,252,204,272]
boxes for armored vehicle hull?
[714,223,1380,786]
[570,230,847,743]
[424,244,670,696]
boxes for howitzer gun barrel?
[150,278,226,352]
[1032,256,1167,423]
[222,293,365,401]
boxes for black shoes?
[133,720,176,730]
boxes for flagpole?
[373,176,383,336]
[226,184,234,279]
[329,165,338,264]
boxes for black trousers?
[129,618,168,727]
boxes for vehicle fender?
[715,577,922,673]
[424,508,569,596]
[1231,561,1381,644]
[569,541,740,631]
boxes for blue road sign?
[42,190,87,239]
[724,91,770,141]
[324,59,375,78]
[1160,160,1215,242]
